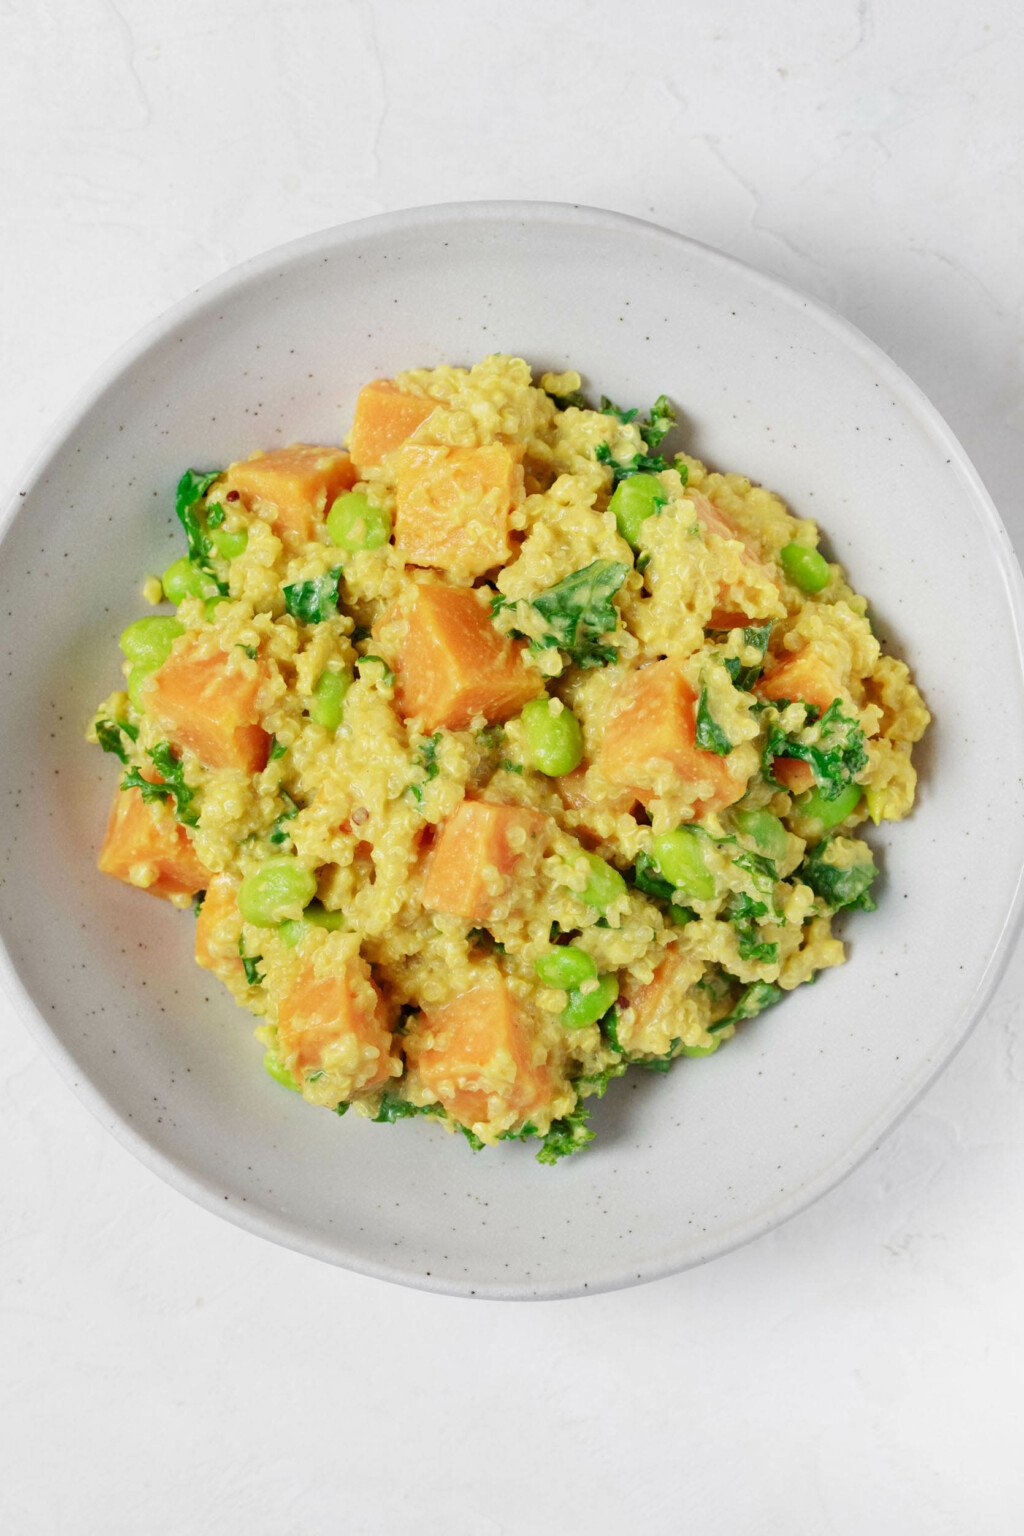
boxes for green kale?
[283,566,343,625]
[727,892,779,965]
[602,1009,683,1072]
[192,890,206,917]
[121,742,199,827]
[800,838,878,912]
[732,849,779,896]
[457,1123,486,1151]
[206,504,226,529]
[763,699,868,802]
[503,559,628,669]
[95,716,139,764]
[237,643,259,660]
[630,852,696,926]
[357,654,395,687]
[709,980,783,1034]
[676,459,690,487]
[269,791,299,846]
[333,1101,350,1117]
[594,441,669,484]
[571,1062,627,1098]
[175,468,228,594]
[599,396,639,424]
[723,624,773,691]
[695,686,733,756]
[546,386,590,410]
[408,731,442,805]
[268,736,288,761]
[642,394,676,452]
[372,1094,444,1125]
[237,937,264,987]
[536,1101,595,1165]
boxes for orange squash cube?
[195,873,244,980]
[421,800,550,922]
[227,444,357,544]
[757,649,842,796]
[148,634,270,773]
[277,957,396,1096]
[626,947,688,1036]
[596,659,748,817]
[98,785,210,901]
[348,380,438,470]
[405,980,550,1130]
[393,444,520,579]
[556,765,637,846]
[389,583,543,730]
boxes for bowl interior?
[1,204,1022,1298]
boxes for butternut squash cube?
[227,444,357,544]
[98,785,209,902]
[195,873,244,981]
[421,800,549,922]
[394,444,519,580]
[148,634,270,773]
[348,380,438,470]
[277,957,396,1097]
[389,583,543,730]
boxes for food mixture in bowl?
[90,355,930,1163]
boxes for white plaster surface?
[1,2,1022,1531]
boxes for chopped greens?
[175,468,228,595]
[283,566,343,625]
[268,736,288,761]
[595,440,669,484]
[408,732,442,805]
[763,698,868,802]
[642,394,676,452]
[800,837,878,912]
[95,716,139,764]
[535,1101,595,1165]
[372,1094,444,1125]
[269,791,299,847]
[695,686,733,756]
[546,386,590,410]
[121,742,199,827]
[709,981,783,1033]
[238,937,264,987]
[500,559,628,669]
[357,654,395,687]
[630,852,696,925]
[727,892,779,965]
[723,624,773,691]
[599,396,639,424]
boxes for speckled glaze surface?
[1,202,1022,1300]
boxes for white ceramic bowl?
[2,203,1022,1299]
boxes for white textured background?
[2,2,1023,1532]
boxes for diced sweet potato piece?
[690,492,775,629]
[597,659,748,817]
[389,583,543,730]
[98,785,210,901]
[405,979,550,1130]
[148,634,270,773]
[557,765,637,846]
[421,800,549,922]
[757,649,841,796]
[195,873,244,980]
[348,380,438,470]
[227,444,357,544]
[277,957,396,1096]
[626,947,688,1036]
[394,444,519,579]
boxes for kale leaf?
[763,699,868,802]
[800,837,878,912]
[630,852,696,926]
[709,980,783,1033]
[642,394,676,452]
[695,686,733,755]
[723,624,773,691]
[514,559,629,669]
[268,736,288,762]
[121,742,199,827]
[269,791,299,846]
[237,936,264,987]
[408,732,442,805]
[372,1094,445,1125]
[726,892,779,965]
[595,441,669,484]
[546,386,590,410]
[175,469,228,595]
[95,716,139,764]
[357,654,395,687]
[283,566,343,625]
[535,1101,595,1165]
[599,396,639,424]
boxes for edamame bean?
[794,781,862,833]
[263,1050,300,1091]
[127,664,153,712]
[534,945,598,989]
[732,808,789,860]
[238,857,318,927]
[309,666,352,731]
[279,901,345,947]
[609,473,667,549]
[119,615,185,670]
[779,542,830,594]
[562,973,619,1030]
[520,696,584,776]
[327,492,391,552]
[679,1039,721,1058]
[161,557,218,605]
[578,852,627,910]
[651,827,715,902]
[210,526,248,560]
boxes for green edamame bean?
[263,1050,300,1092]
[794,781,862,833]
[119,615,185,670]
[520,697,584,776]
[279,901,345,947]
[651,827,715,902]
[732,808,789,860]
[534,945,598,989]
[161,557,219,605]
[608,473,667,549]
[578,852,628,910]
[562,973,619,1030]
[780,542,830,594]
[210,526,248,560]
[679,1039,721,1058]
[309,667,352,731]
[127,664,153,712]
[327,492,391,552]
[238,857,318,927]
